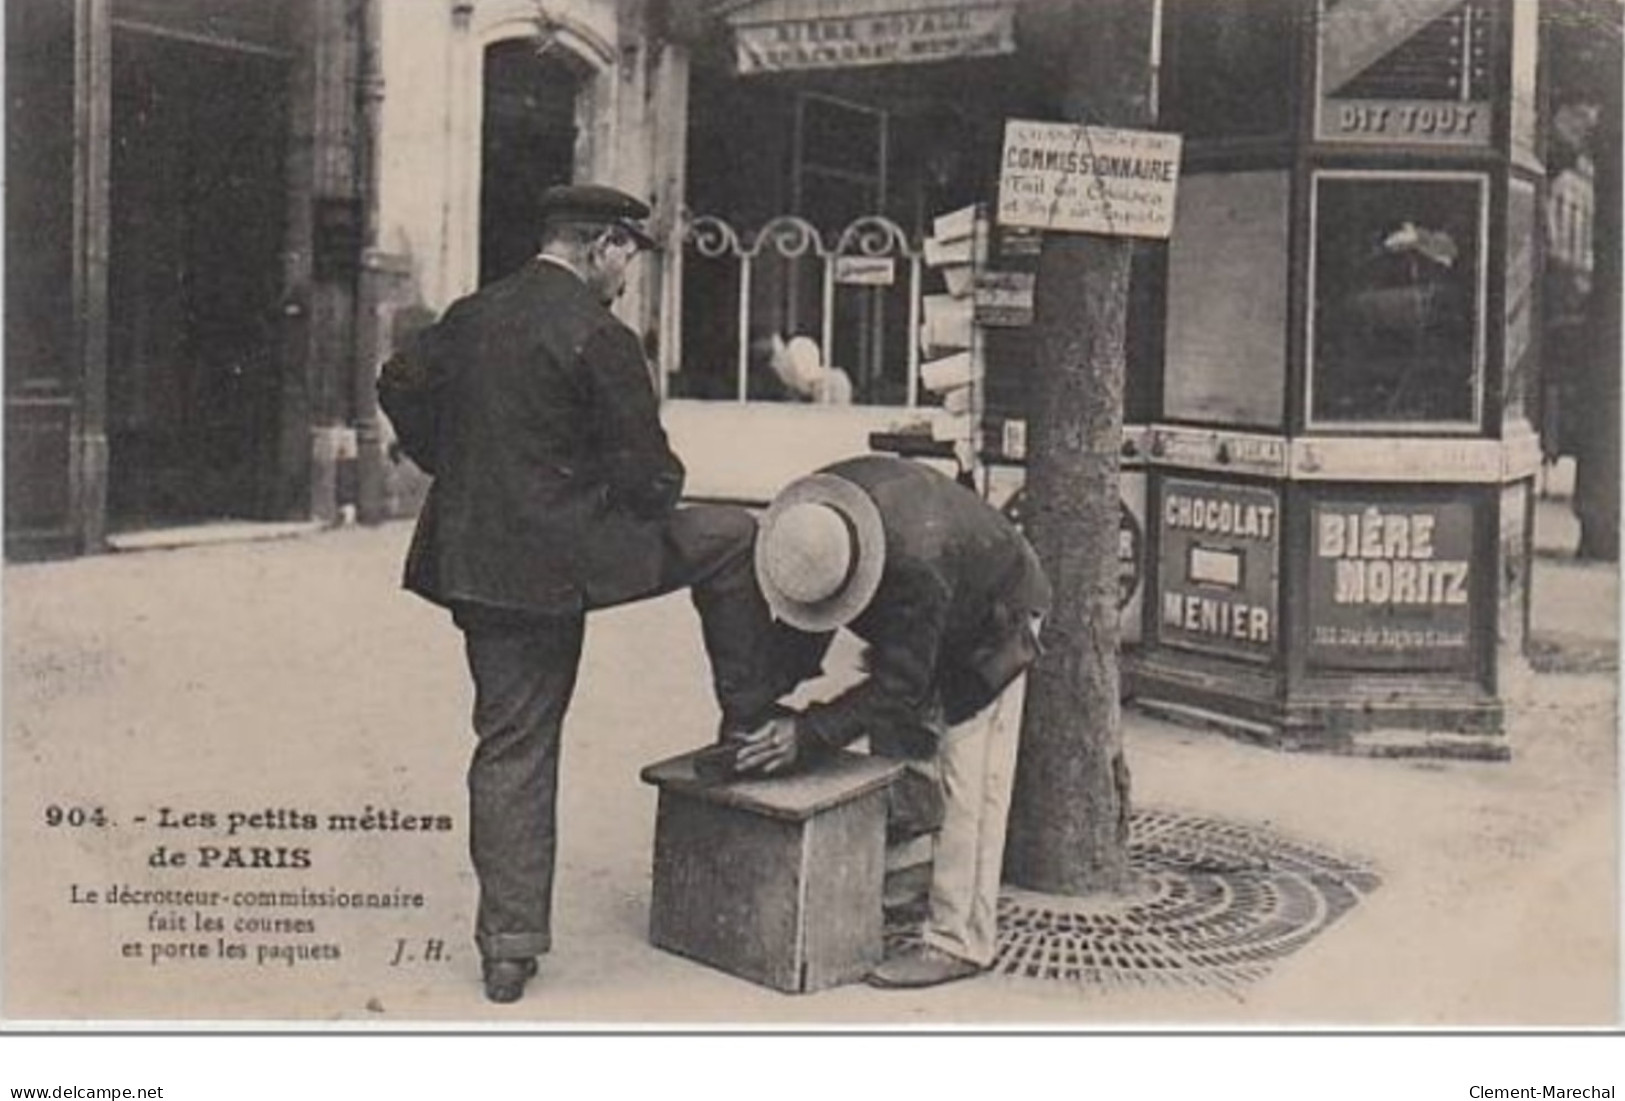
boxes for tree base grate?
[887,808,1380,992]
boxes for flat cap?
[539,183,656,249]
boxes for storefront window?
[672,81,916,406]
[1163,171,1290,428]
[670,213,925,406]
[1309,173,1485,429]
[794,93,884,231]
[674,52,1033,407]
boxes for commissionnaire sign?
[998,119,1182,239]
[733,3,1016,75]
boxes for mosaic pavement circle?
[892,808,1382,992]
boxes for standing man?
[392,185,783,1004]
[732,455,1052,989]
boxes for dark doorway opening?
[479,40,582,285]
[106,27,290,529]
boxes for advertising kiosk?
[1129,0,1543,753]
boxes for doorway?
[106,26,290,529]
[479,40,582,285]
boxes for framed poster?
[1307,171,1488,430]
[1163,172,1290,429]
[1315,0,1496,146]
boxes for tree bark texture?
[1002,0,1153,896]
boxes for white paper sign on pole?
[997,119,1182,239]
[940,264,975,298]
[924,236,975,268]
[921,295,975,351]
[920,351,975,393]
[973,270,1035,326]
[932,205,978,243]
[932,408,976,441]
[942,385,974,415]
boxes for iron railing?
[673,210,924,406]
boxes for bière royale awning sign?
[733,3,1016,74]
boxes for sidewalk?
[1,504,1617,1026]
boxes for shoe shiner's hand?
[733,715,800,776]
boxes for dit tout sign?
[997,119,1182,239]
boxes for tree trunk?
[1003,0,1154,896]
[1575,69,1621,561]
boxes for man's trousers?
[878,672,1027,969]
[453,504,780,962]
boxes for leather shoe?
[865,944,985,989]
[482,956,538,1004]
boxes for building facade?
[7,0,365,556]
[3,0,669,555]
[6,0,1566,749]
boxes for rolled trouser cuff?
[477,931,551,961]
[919,928,992,969]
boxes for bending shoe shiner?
[731,455,1051,990]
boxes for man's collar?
[535,252,585,282]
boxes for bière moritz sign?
[1306,498,1477,673]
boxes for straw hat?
[755,472,886,632]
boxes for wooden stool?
[640,748,903,993]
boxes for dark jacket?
[794,456,1053,754]
[403,259,683,615]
